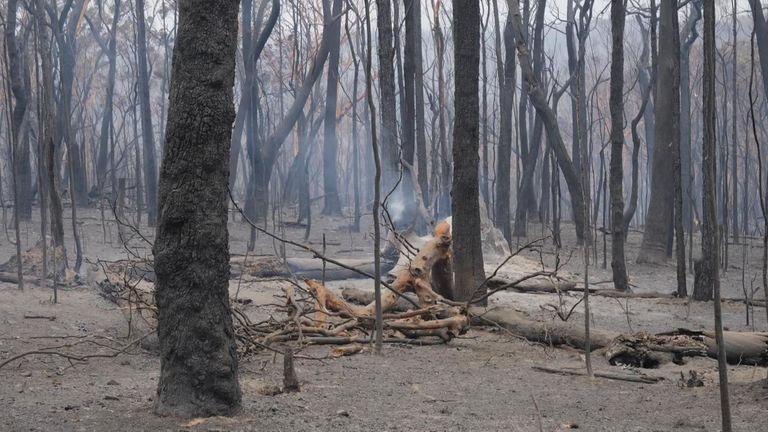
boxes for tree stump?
[283,347,300,392]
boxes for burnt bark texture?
[153,0,241,417]
[638,0,680,264]
[452,0,485,302]
[694,0,718,303]
[609,0,628,291]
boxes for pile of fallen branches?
[92,220,471,358]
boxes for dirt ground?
[1,207,768,431]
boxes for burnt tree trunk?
[153,0,241,417]
[638,0,679,264]
[452,0,485,302]
[609,0,628,291]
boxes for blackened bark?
[452,0,485,302]
[694,0,718,305]
[322,0,343,215]
[609,0,628,291]
[136,0,159,226]
[153,0,241,417]
[638,0,679,264]
[670,7,686,297]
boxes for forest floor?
[1,206,768,431]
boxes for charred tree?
[153,0,241,416]
[378,0,400,196]
[609,0,628,291]
[638,0,680,264]
[452,0,485,302]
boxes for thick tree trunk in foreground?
[609,0,628,291]
[638,0,679,263]
[153,0,241,417]
[452,0,485,302]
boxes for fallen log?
[658,329,768,366]
[286,257,396,281]
[476,307,768,367]
[0,272,19,284]
[472,306,618,350]
[487,277,676,299]
[531,365,663,384]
